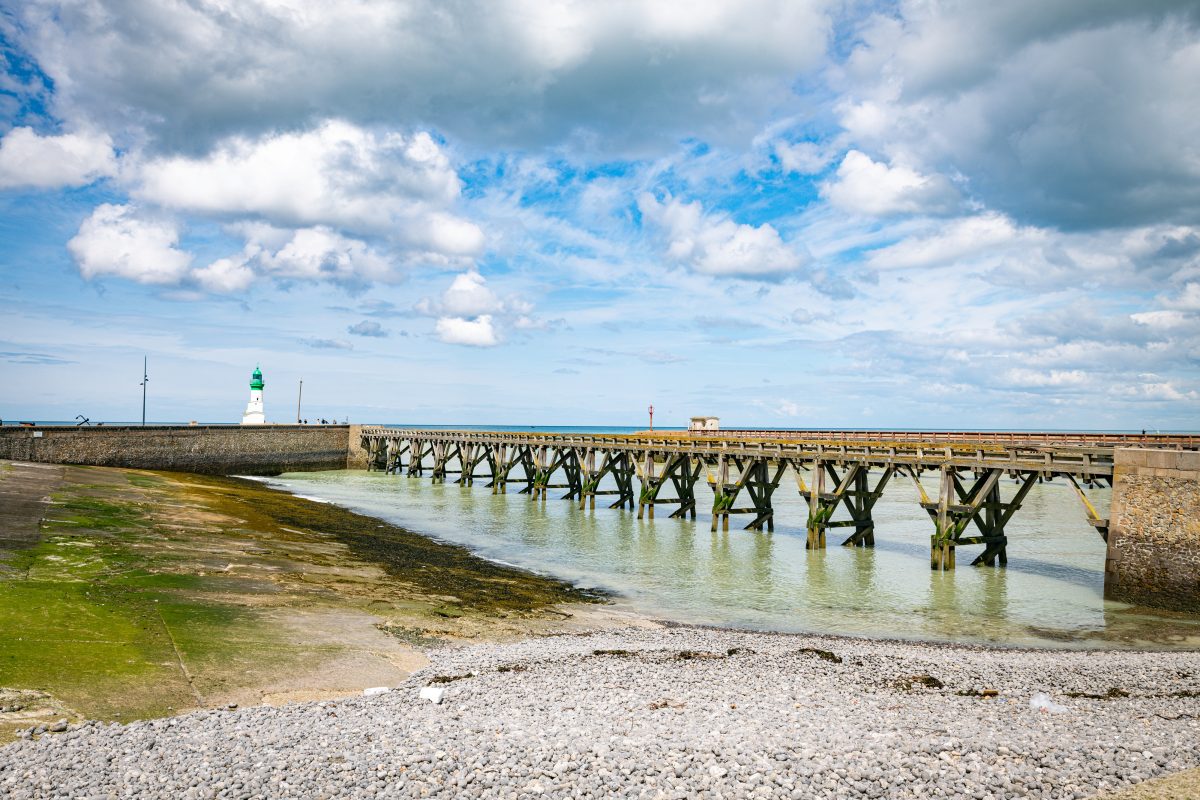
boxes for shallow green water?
[267,469,1200,650]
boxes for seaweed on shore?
[892,674,945,691]
[194,475,606,613]
[1064,687,1129,699]
[795,647,842,664]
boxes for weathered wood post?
[806,460,825,549]
[1104,448,1200,611]
[932,464,954,570]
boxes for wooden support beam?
[635,453,701,521]
[839,466,894,548]
[559,448,583,500]
[808,462,891,548]
[925,467,1034,570]
[1064,473,1110,542]
[709,457,778,532]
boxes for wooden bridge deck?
[356,428,1197,572]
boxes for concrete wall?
[0,424,354,476]
[346,424,369,470]
[1105,448,1200,612]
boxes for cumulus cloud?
[0,127,116,189]
[418,270,537,346]
[638,193,806,278]
[435,315,498,347]
[255,227,392,285]
[434,270,504,318]
[66,207,403,293]
[133,120,480,261]
[191,253,255,293]
[67,204,192,284]
[835,4,1200,228]
[822,150,961,217]
[348,320,387,337]
[15,0,833,155]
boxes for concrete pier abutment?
[1105,448,1200,612]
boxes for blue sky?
[1,0,1198,428]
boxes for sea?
[260,424,1200,651]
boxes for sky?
[0,0,1198,429]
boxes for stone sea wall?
[1105,448,1200,612]
[0,424,353,476]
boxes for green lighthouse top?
[250,364,264,390]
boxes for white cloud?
[822,150,961,217]
[865,213,1030,270]
[133,120,479,261]
[256,227,392,284]
[191,253,255,293]
[435,315,498,347]
[1004,368,1090,389]
[437,271,503,318]
[774,141,832,174]
[67,204,192,285]
[0,127,116,189]
[419,213,487,257]
[18,0,833,156]
[417,269,543,346]
[638,194,806,278]
[834,5,1200,228]
[1130,310,1194,330]
[1111,381,1199,402]
[1164,283,1200,311]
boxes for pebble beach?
[5,624,1199,799]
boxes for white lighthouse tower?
[241,364,266,425]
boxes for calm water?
[265,467,1200,650]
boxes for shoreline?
[4,459,1200,796]
[0,460,641,743]
[263,470,1200,655]
[5,623,1199,798]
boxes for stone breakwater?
[4,626,1200,799]
[0,424,359,475]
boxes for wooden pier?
[354,428,1200,572]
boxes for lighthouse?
[241,365,266,425]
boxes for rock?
[419,687,446,704]
[1,627,1197,799]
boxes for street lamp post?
[296,379,303,424]
[139,356,148,426]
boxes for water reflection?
[265,469,1200,650]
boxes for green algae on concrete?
[0,461,603,742]
[0,482,295,729]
